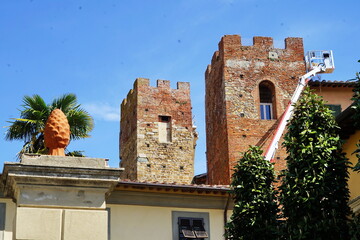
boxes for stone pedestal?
[1,154,122,240]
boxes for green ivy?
[225,146,280,240]
[279,87,351,240]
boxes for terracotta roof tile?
[118,179,230,191]
[308,79,355,88]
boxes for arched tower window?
[259,81,275,120]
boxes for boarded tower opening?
[159,115,172,143]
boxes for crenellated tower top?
[207,35,304,76]
[121,78,190,108]
[120,78,196,184]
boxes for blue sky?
[1,0,359,174]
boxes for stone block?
[20,154,107,169]
[17,185,107,209]
[63,209,107,240]
[16,207,62,240]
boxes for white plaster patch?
[255,62,265,68]
[288,62,300,69]
[225,59,250,69]
[139,153,147,158]
[21,193,30,199]
[34,193,56,201]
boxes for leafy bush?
[226,146,280,240]
[280,88,351,240]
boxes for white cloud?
[83,103,120,122]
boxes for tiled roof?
[308,80,356,88]
[117,179,230,194]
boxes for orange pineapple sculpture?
[44,109,71,156]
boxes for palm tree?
[5,93,94,157]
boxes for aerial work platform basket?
[305,50,335,74]
[264,49,335,161]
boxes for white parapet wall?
[0,154,122,240]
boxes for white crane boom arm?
[264,64,326,161]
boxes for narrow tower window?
[158,115,172,143]
[259,81,275,120]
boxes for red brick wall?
[120,78,197,184]
[205,35,306,185]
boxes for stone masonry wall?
[206,35,306,185]
[120,78,197,184]
[120,81,139,180]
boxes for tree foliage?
[226,146,280,240]
[349,214,360,240]
[351,60,360,171]
[351,60,360,126]
[5,94,94,157]
[279,87,351,239]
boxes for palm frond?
[10,118,44,124]
[21,108,48,120]
[5,119,42,142]
[21,95,50,124]
[22,95,48,112]
[66,108,94,139]
[51,93,77,113]
[66,150,86,157]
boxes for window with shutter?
[172,211,210,240]
[192,219,208,238]
[178,217,208,239]
[259,81,276,120]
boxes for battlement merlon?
[177,82,190,90]
[133,78,190,91]
[205,64,212,79]
[218,34,304,60]
[218,35,241,57]
[253,36,273,47]
[134,78,150,89]
[156,80,190,91]
[121,98,127,107]
[122,78,191,108]
[157,79,171,88]
[285,37,304,57]
[121,89,135,109]
[121,78,147,110]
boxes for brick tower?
[120,78,197,184]
[205,35,306,185]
